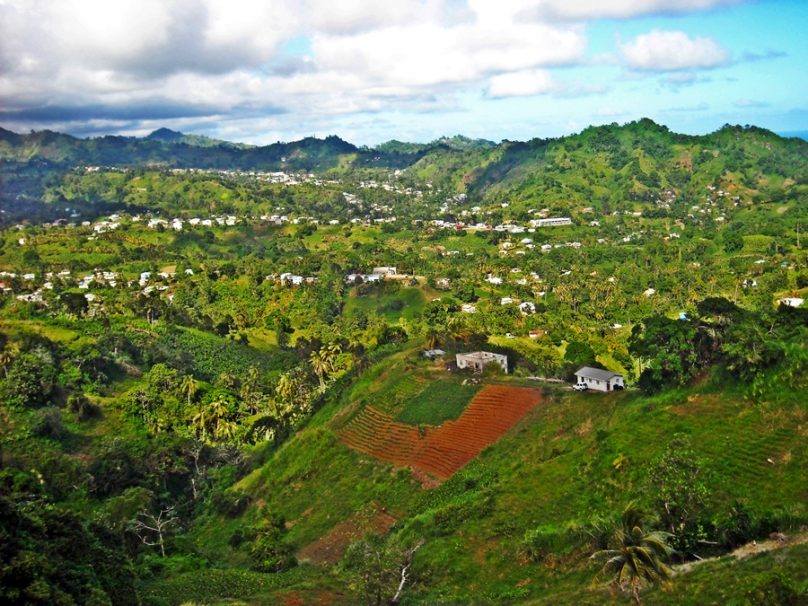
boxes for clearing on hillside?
[296,503,397,565]
[338,385,541,482]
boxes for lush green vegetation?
[395,378,480,426]
[0,119,805,604]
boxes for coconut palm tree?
[180,375,198,407]
[241,366,262,413]
[275,372,296,403]
[310,349,328,393]
[191,407,210,442]
[215,418,238,442]
[424,326,441,350]
[591,504,675,605]
[324,343,342,373]
[208,397,231,435]
[0,349,12,378]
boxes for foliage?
[649,435,710,557]
[591,504,675,605]
[248,508,296,573]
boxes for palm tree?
[180,375,198,407]
[275,372,296,403]
[191,407,210,442]
[310,350,328,393]
[241,366,262,413]
[591,504,675,605]
[324,343,342,373]
[215,418,238,442]
[424,326,441,350]
[0,349,12,378]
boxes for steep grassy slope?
[185,348,806,605]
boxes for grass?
[141,566,315,606]
[537,541,808,605]
[0,319,82,343]
[343,283,426,322]
[396,379,481,426]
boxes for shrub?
[210,489,252,518]
[249,509,296,573]
[68,394,102,421]
[31,407,66,439]
[742,570,804,606]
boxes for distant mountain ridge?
[0,120,806,184]
[145,127,255,149]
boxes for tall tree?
[591,505,675,605]
[180,374,198,408]
[310,350,328,393]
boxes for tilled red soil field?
[338,385,541,480]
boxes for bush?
[522,526,560,562]
[3,351,57,407]
[210,489,252,518]
[68,394,102,421]
[249,509,296,573]
[31,407,66,439]
[742,570,804,606]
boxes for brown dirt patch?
[296,504,397,565]
[338,384,542,484]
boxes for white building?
[456,351,508,374]
[531,217,572,227]
[373,266,397,276]
[519,301,536,315]
[574,367,624,392]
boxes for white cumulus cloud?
[619,30,730,71]
[488,69,557,97]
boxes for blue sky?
[0,0,805,145]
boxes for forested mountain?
[2,119,806,220]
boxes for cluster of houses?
[424,349,626,392]
[422,216,573,235]
[427,351,627,393]
[345,266,399,285]
[272,272,317,286]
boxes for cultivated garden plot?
[339,384,542,482]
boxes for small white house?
[373,266,397,276]
[574,367,624,392]
[779,297,804,308]
[519,301,536,315]
[456,351,508,374]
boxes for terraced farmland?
[339,385,542,480]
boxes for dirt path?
[675,531,808,574]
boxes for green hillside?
[174,346,805,605]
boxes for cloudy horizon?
[1,0,805,145]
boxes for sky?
[0,0,806,145]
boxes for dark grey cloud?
[0,101,223,123]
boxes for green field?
[396,378,481,426]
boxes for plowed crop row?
[339,385,541,480]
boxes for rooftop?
[575,366,622,381]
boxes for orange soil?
[296,506,397,565]
[338,384,542,481]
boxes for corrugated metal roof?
[575,366,622,381]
